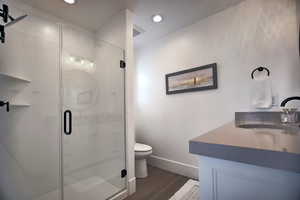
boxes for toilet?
[135,143,152,178]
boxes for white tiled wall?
[0,3,61,200]
[0,2,128,200]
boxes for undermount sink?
[237,123,283,130]
[235,112,300,132]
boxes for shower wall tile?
[0,3,60,200]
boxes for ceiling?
[18,0,245,48]
[18,0,132,30]
[132,0,245,48]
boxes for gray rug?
[169,179,199,200]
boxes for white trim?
[169,180,199,200]
[127,177,136,195]
[148,155,198,179]
[110,189,128,200]
[125,9,136,197]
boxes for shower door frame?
[58,23,64,200]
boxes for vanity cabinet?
[199,156,300,200]
[190,121,300,200]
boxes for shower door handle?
[64,110,72,135]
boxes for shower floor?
[36,176,121,200]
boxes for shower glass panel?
[61,25,126,200]
[0,2,61,200]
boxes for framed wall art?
[165,63,218,95]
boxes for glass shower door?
[61,25,127,200]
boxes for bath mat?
[169,179,199,200]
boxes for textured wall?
[135,0,300,175]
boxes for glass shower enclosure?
[0,2,127,200]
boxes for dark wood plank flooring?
[125,165,189,200]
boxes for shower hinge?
[120,60,126,69]
[121,169,127,178]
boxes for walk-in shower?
[0,1,127,200]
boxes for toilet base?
[135,158,148,178]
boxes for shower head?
[4,14,27,28]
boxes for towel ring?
[251,67,270,79]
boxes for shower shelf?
[0,72,31,83]
[10,102,31,107]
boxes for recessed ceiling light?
[152,14,163,23]
[64,0,76,4]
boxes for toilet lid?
[135,143,152,152]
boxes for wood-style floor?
[125,166,189,200]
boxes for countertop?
[189,122,300,173]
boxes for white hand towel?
[251,77,272,109]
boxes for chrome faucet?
[280,96,300,107]
[280,96,300,123]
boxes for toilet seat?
[135,143,152,152]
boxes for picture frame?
[165,63,218,95]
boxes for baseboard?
[148,155,198,180]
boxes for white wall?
[135,0,300,178]
[96,11,126,49]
